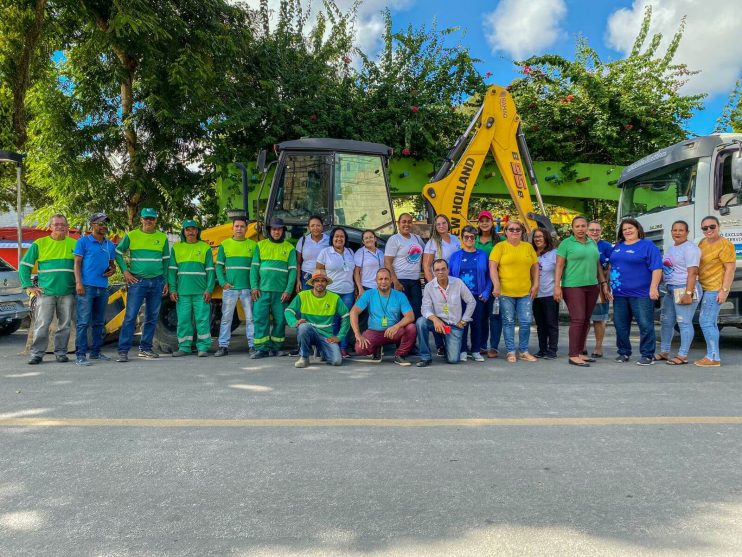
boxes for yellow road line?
[2,416,742,428]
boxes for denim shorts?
[591,302,609,321]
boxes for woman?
[295,215,329,292]
[658,220,701,365]
[554,216,608,367]
[489,220,539,363]
[449,225,492,362]
[422,214,461,282]
[316,227,356,357]
[531,228,559,360]
[695,216,736,367]
[606,218,663,366]
[476,210,502,359]
[353,230,384,297]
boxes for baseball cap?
[181,219,200,229]
[89,212,108,224]
[477,210,493,221]
[140,208,158,218]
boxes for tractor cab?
[259,138,397,246]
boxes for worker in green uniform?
[168,220,215,357]
[19,213,77,365]
[250,217,297,358]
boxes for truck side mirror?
[731,148,742,192]
[257,150,267,174]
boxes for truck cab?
[261,138,397,246]
[617,134,742,326]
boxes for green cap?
[140,208,158,218]
[181,219,200,229]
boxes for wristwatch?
[721,287,730,292]
[685,291,693,296]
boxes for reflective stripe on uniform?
[261,266,288,273]
[38,268,74,273]
[131,257,163,262]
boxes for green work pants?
[176,294,212,352]
[253,291,287,352]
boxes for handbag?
[673,287,698,304]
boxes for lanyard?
[437,286,448,303]
[377,290,391,318]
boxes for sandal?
[667,356,688,366]
[519,352,537,362]
[654,352,669,361]
[506,352,516,363]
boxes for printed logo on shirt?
[610,268,621,291]
[406,243,423,264]
[662,257,674,279]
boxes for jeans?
[415,316,464,364]
[612,296,656,358]
[500,295,533,354]
[333,291,355,350]
[483,296,502,352]
[698,290,722,361]
[660,284,701,357]
[118,276,164,353]
[75,286,108,357]
[218,288,254,348]
[30,294,75,357]
[462,299,485,354]
[532,296,559,356]
[297,322,341,365]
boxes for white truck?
[617,134,742,328]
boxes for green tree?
[715,78,741,133]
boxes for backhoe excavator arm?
[422,85,553,236]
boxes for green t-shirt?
[556,235,600,287]
[19,236,77,296]
[216,237,257,290]
[115,229,170,278]
[475,235,497,255]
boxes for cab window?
[271,154,331,223]
[717,150,742,209]
[620,159,697,218]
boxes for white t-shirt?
[317,246,355,294]
[424,235,461,262]
[296,233,330,274]
[354,246,385,289]
[537,249,557,298]
[663,240,701,286]
[385,233,424,280]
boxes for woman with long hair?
[422,214,461,282]
[295,215,329,292]
[531,228,559,359]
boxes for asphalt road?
[2,325,742,556]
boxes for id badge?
[443,304,449,316]
[381,316,388,327]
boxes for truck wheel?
[153,297,179,354]
[0,319,22,336]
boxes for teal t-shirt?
[556,235,600,287]
[354,288,412,331]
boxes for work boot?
[28,355,42,365]
[55,354,69,363]
[251,350,270,359]
[197,351,209,357]
[172,350,188,357]
[294,356,309,368]
[214,347,228,357]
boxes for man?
[350,268,416,366]
[115,207,170,362]
[585,220,614,358]
[169,220,215,357]
[19,214,77,365]
[250,217,297,358]
[415,259,476,367]
[215,217,257,357]
[384,213,425,319]
[285,270,349,368]
[73,213,116,366]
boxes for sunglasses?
[506,228,522,232]
[701,225,717,231]
[462,234,476,240]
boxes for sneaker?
[543,353,557,360]
[55,354,69,363]
[534,351,546,358]
[116,352,128,362]
[393,355,412,367]
[615,354,630,363]
[460,352,468,362]
[289,349,300,357]
[251,350,270,359]
[436,347,446,357]
[472,352,485,362]
[197,351,210,358]
[370,348,383,363]
[294,357,309,368]
[416,359,432,368]
[171,350,188,357]
[75,357,92,367]
[28,355,42,365]
[694,357,721,367]
[138,350,159,359]
[341,349,351,358]
[636,356,655,366]
[90,353,111,361]
[214,347,228,357]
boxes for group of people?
[19,208,736,369]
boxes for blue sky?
[249,0,741,138]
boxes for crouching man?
[349,268,416,366]
[284,270,350,368]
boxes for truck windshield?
[619,159,698,218]
[333,153,395,236]
[271,154,331,223]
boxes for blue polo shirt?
[354,288,412,331]
[74,234,116,288]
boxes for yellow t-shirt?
[489,241,538,297]
[698,237,736,291]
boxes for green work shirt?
[19,236,77,296]
[115,229,170,278]
[250,239,297,294]
[284,289,350,339]
[556,235,600,287]
[216,237,256,290]
[168,240,215,295]
[475,236,497,255]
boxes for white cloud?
[239,0,416,58]
[606,0,742,96]
[483,0,567,60]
